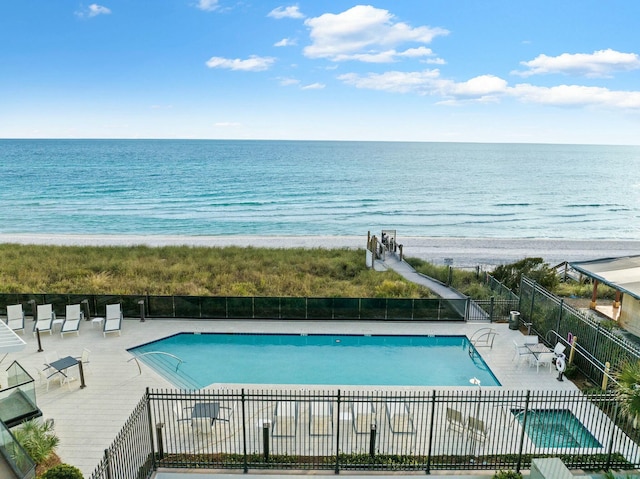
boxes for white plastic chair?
[103,304,123,337]
[34,304,55,335]
[530,351,556,373]
[6,304,25,333]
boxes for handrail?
[127,351,184,375]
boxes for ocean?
[1,139,639,240]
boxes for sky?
[2,1,640,144]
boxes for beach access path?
[381,253,466,300]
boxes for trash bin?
[509,310,521,330]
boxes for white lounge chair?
[530,351,556,373]
[103,303,123,337]
[60,304,83,338]
[33,304,55,335]
[309,401,333,436]
[385,401,414,434]
[272,401,298,437]
[5,304,25,333]
[351,401,376,434]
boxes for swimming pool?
[128,333,501,389]
[512,409,602,449]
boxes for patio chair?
[76,348,91,374]
[60,304,83,338]
[272,401,298,437]
[351,401,376,434]
[33,304,55,335]
[385,401,414,434]
[103,303,123,337]
[309,401,333,436]
[5,304,25,334]
[530,351,556,373]
[446,407,467,434]
[37,368,62,391]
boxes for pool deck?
[7,318,580,476]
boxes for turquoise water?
[128,333,501,388]
[1,139,640,239]
[512,409,602,448]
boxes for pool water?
[128,333,501,389]
[512,409,602,448]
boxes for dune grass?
[0,244,432,298]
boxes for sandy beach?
[2,233,640,269]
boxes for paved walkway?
[380,254,467,300]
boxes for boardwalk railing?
[90,388,640,478]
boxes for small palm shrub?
[12,418,59,465]
[40,463,83,479]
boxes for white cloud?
[278,77,300,86]
[196,0,219,12]
[513,49,640,78]
[304,5,448,62]
[301,83,325,90]
[205,55,276,71]
[75,3,111,18]
[274,38,296,47]
[214,122,241,127]
[268,5,305,19]
[338,70,442,94]
[510,84,640,108]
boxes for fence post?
[156,423,164,460]
[568,336,578,365]
[104,448,112,479]
[425,390,436,474]
[335,390,341,474]
[489,297,494,323]
[605,398,619,470]
[262,423,270,462]
[516,390,531,473]
[556,299,564,333]
[145,388,156,471]
[602,362,611,390]
[241,389,248,473]
[528,281,536,325]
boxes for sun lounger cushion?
[386,402,414,434]
[309,401,333,436]
[352,402,376,434]
[273,401,298,437]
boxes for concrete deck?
[8,318,579,476]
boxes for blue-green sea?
[1,139,639,239]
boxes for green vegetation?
[491,257,558,292]
[403,257,493,298]
[0,244,431,298]
[11,419,61,476]
[39,464,83,479]
[614,360,640,423]
[492,471,523,479]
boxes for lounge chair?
[385,401,414,434]
[272,401,298,437]
[446,407,467,434]
[60,304,83,338]
[351,401,376,434]
[309,401,333,436]
[467,414,490,443]
[103,303,123,337]
[5,304,25,334]
[33,304,55,335]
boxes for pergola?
[570,255,640,318]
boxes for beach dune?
[2,233,640,269]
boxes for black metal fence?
[518,277,640,386]
[0,294,470,322]
[89,388,640,478]
[470,298,519,322]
